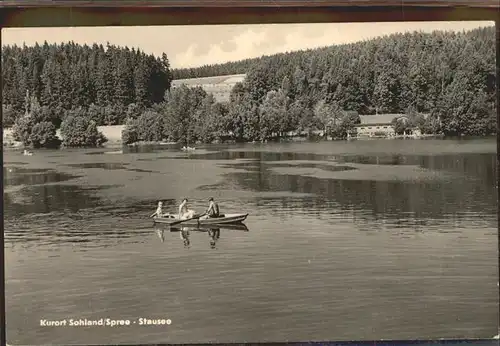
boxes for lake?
[3,138,499,344]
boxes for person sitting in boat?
[178,198,196,220]
[151,201,165,218]
[203,197,220,219]
[178,198,188,219]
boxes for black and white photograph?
[2,20,498,344]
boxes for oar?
[170,213,206,226]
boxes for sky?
[1,21,494,69]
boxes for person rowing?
[201,197,220,220]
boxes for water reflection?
[169,223,249,233]
[155,228,191,248]
[208,229,221,249]
[156,229,165,242]
[180,229,191,248]
[155,223,249,249]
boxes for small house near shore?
[350,113,422,138]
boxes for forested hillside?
[2,26,496,148]
[171,57,257,80]
[2,42,172,127]
[224,26,496,139]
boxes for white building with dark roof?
[171,74,246,103]
[353,113,408,138]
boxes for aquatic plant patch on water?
[65,162,129,170]
[267,161,357,173]
[4,161,29,165]
[3,184,119,219]
[63,161,160,174]
[3,167,79,186]
[186,150,333,162]
[127,168,159,173]
[83,150,124,155]
[5,167,53,174]
[223,139,497,156]
[266,160,455,182]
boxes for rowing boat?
[168,223,249,232]
[153,213,248,226]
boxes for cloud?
[173,27,270,68]
[170,24,343,67]
[170,21,494,68]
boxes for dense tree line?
[2,41,172,147]
[122,85,231,145]
[171,57,256,80]
[123,79,362,145]
[2,41,172,127]
[229,27,496,137]
[2,26,496,148]
[169,26,495,138]
[10,91,108,148]
[11,93,62,149]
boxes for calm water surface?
[4,138,499,344]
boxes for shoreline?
[3,125,495,152]
[352,133,445,140]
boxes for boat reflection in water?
[207,229,220,249]
[178,228,191,248]
[155,223,249,249]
